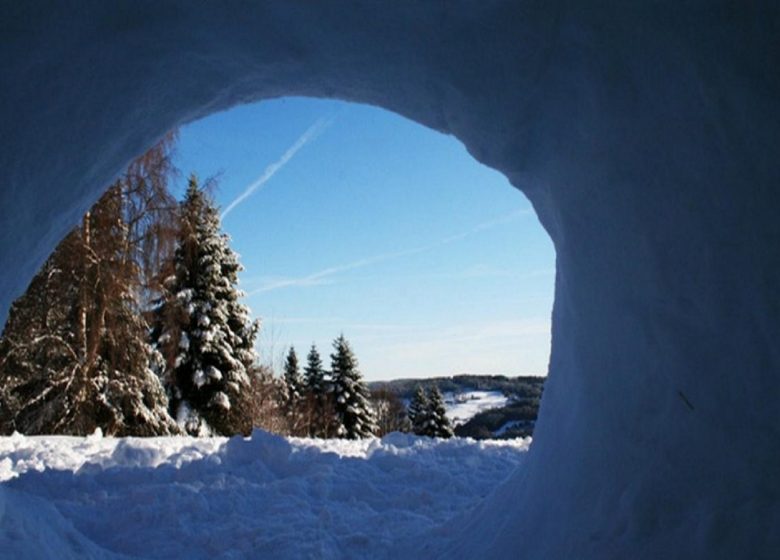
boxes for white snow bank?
[0,430,529,558]
[0,430,224,482]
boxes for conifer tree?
[426,386,454,438]
[283,346,303,406]
[282,346,306,434]
[408,385,430,436]
[407,385,453,438]
[303,344,326,396]
[152,175,259,435]
[330,334,376,439]
[301,343,331,437]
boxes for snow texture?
[0,430,529,559]
[1,2,778,558]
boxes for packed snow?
[0,430,530,558]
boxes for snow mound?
[0,430,529,558]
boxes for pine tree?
[426,386,454,438]
[330,334,376,439]
[282,346,306,435]
[152,175,259,436]
[301,343,332,437]
[407,385,453,438]
[303,344,326,396]
[283,346,303,406]
[408,385,430,436]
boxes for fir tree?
[330,334,376,439]
[282,346,307,434]
[301,343,332,437]
[152,175,259,435]
[303,344,326,396]
[426,386,454,438]
[283,346,303,406]
[408,385,430,436]
[407,385,453,438]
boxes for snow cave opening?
[1,3,777,558]
[173,97,556,386]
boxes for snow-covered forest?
[0,138,471,443]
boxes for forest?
[0,137,464,440]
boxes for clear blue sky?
[173,97,554,381]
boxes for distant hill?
[369,374,544,400]
[369,374,546,439]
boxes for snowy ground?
[0,430,530,559]
[443,390,509,426]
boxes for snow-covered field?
[443,390,509,426]
[0,430,530,559]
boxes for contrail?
[221,116,333,219]
[248,208,531,295]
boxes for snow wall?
[1,2,778,558]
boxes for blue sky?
[173,98,554,381]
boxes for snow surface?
[443,390,509,426]
[1,2,779,558]
[0,430,529,559]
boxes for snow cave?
[0,3,777,558]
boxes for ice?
[0,431,529,558]
[1,3,778,557]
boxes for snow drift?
[1,2,778,558]
[0,430,529,558]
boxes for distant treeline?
[370,374,544,401]
[370,374,545,439]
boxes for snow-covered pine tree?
[426,386,454,438]
[301,343,332,437]
[152,175,259,436]
[408,385,430,436]
[330,334,377,439]
[283,346,304,406]
[282,346,307,435]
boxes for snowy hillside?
[0,430,530,559]
[443,390,509,426]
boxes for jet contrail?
[221,116,333,219]
[248,208,531,295]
